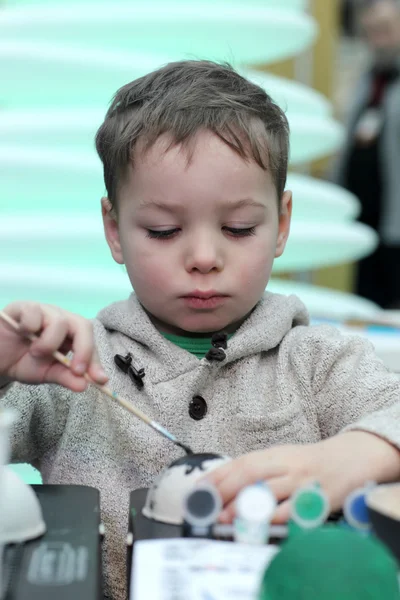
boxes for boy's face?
[103,130,291,335]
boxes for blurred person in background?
[341,0,358,36]
[335,0,400,308]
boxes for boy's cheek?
[128,260,173,295]
[237,253,274,287]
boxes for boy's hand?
[0,302,108,392]
[206,432,400,524]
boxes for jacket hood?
[96,292,309,367]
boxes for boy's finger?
[5,302,44,335]
[265,475,294,503]
[217,476,294,524]
[29,319,69,357]
[218,499,292,526]
[87,349,108,384]
[211,467,256,507]
[205,461,236,487]
[47,363,88,392]
[207,461,285,506]
[218,501,236,524]
[68,317,97,376]
[206,455,263,490]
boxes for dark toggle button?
[127,365,145,389]
[205,347,226,362]
[114,352,132,373]
[211,332,228,349]
[114,352,145,390]
[189,396,208,421]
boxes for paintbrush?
[0,310,193,455]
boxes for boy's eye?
[146,228,180,239]
[146,226,256,240]
[224,226,256,237]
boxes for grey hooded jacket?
[1,292,400,599]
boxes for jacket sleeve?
[305,326,400,448]
[0,381,71,464]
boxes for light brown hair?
[95,60,290,210]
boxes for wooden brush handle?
[0,310,152,425]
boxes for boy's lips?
[183,290,226,299]
[181,291,229,309]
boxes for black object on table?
[127,488,182,599]
[368,504,400,563]
[2,485,103,600]
[129,488,181,542]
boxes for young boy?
[1,60,400,600]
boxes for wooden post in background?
[309,0,355,294]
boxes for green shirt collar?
[162,332,232,359]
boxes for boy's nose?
[185,240,224,274]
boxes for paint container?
[182,482,222,539]
[342,483,375,533]
[234,482,276,545]
[290,483,329,530]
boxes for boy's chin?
[143,306,225,335]
[145,302,259,336]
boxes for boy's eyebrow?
[227,199,267,210]
[137,198,266,212]
[137,200,181,212]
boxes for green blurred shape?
[8,463,42,484]
[5,0,306,8]
[0,46,331,114]
[0,149,359,221]
[259,526,400,600]
[0,4,317,65]
[0,111,343,165]
[0,263,131,319]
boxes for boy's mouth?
[184,290,224,299]
[181,290,228,310]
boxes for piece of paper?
[130,538,278,600]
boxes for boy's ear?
[101,197,124,265]
[275,190,292,258]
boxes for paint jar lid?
[236,482,276,522]
[344,483,375,530]
[183,482,222,528]
[290,483,329,529]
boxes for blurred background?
[1,0,400,480]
